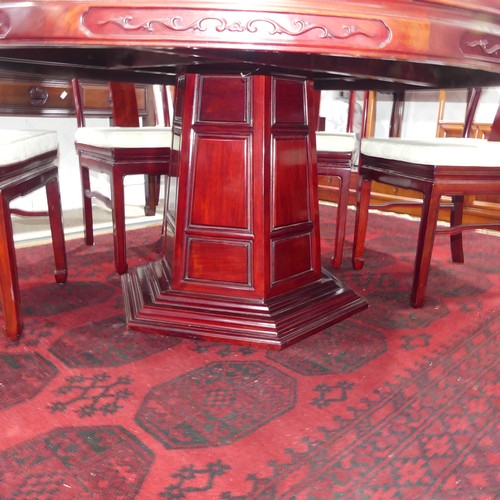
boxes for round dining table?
[1,0,499,348]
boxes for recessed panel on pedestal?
[269,77,317,292]
[273,233,313,282]
[185,238,251,286]
[274,78,307,125]
[196,75,249,124]
[189,134,250,230]
[272,136,310,228]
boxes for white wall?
[320,87,500,140]
[373,87,500,139]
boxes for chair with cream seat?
[315,90,366,268]
[0,130,67,340]
[352,101,500,308]
[316,131,357,268]
[72,79,172,274]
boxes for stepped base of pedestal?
[122,258,368,350]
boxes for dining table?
[1,0,499,349]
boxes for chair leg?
[80,164,94,246]
[144,174,161,216]
[450,195,465,263]
[411,189,441,308]
[0,194,22,340]
[111,172,128,274]
[332,169,351,269]
[46,177,68,285]
[352,175,372,270]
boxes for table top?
[1,0,500,89]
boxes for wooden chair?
[352,97,500,308]
[316,132,356,268]
[315,90,361,268]
[436,88,490,139]
[144,84,175,216]
[0,130,67,340]
[72,79,172,274]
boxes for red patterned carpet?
[1,204,499,499]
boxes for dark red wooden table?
[1,0,499,348]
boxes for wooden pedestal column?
[122,72,367,349]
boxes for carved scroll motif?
[82,9,391,48]
[99,16,368,40]
[0,11,11,39]
[467,40,500,56]
[461,33,500,60]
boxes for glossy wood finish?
[73,80,171,274]
[316,90,372,264]
[0,151,67,339]
[443,88,482,263]
[315,90,358,269]
[389,92,405,138]
[317,151,352,269]
[1,0,499,346]
[322,90,500,225]
[123,72,367,348]
[0,75,150,118]
[352,103,500,308]
[0,1,500,88]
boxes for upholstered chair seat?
[1,130,59,171]
[361,137,500,166]
[75,127,173,150]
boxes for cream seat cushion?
[361,138,500,167]
[0,130,58,166]
[316,132,356,153]
[75,127,173,148]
